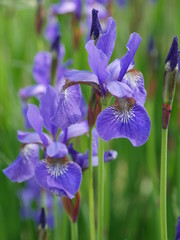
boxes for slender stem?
[71,221,78,240]
[160,128,168,240]
[89,128,96,240]
[98,137,104,240]
[61,209,68,240]
[53,196,60,240]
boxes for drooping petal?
[46,142,68,158]
[96,17,116,61]
[85,40,109,93]
[32,52,52,85]
[107,80,133,98]
[19,85,46,100]
[96,99,151,146]
[64,69,99,86]
[35,159,82,199]
[122,69,147,105]
[40,86,58,138]
[118,33,141,81]
[58,121,89,142]
[51,85,83,129]
[27,104,49,146]
[3,144,39,182]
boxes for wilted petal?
[51,85,83,129]
[96,99,151,146]
[19,85,46,99]
[35,159,82,199]
[96,17,116,61]
[58,121,89,142]
[27,104,49,146]
[40,86,58,138]
[85,40,109,92]
[46,142,68,158]
[3,144,39,182]
[122,69,147,105]
[107,80,133,98]
[118,33,141,81]
[32,52,52,85]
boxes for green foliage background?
[1,0,180,239]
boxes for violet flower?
[64,12,151,146]
[176,217,180,240]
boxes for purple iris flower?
[176,217,180,240]
[19,177,58,228]
[68,129,117,170]
[64,13,151,146]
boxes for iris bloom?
[63,13,151,146]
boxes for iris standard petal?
[32,52,52,85]
[122,69,147,105]
[35,159,82,199]
[85,40,109,92]
[96,99,151,146]
[51,85,83,129]
[96,17,116,61]
[3,144,39,182]
[27,104,49,146]
[46,142,68,158]
[40,86,58,138]
[118,32,141,81]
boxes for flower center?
[45,158,68,178]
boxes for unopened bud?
[88,90,101,128]
[38,208,47,240]
[35,0,45,35]
[162,36,179,129]
[90,9,102,41]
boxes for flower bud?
[38,208,47,240]
[162,36,179,129]
[90,9,102,41]
[88,90,101,128]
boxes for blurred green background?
[1,0,180,239]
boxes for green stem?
[71,222,78,240]
[89,128,96,240]
[61,210,68,240]
[98,137,104,240]
[160,128,168,240]
[53,196,60,240]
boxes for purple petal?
[85,40,109,92]
[45,16,60,45]
[46,142,68,158]
[96,100,151,146]
[96,17,116,61]
[107,59,120,82]
[19,85,46,99]
[27,104,49,146]
[64,69,99,85]
[52,1,76,15]
[51,85,83,129]
[104,150,118,162]
[58,121,89,142]
[21,101,31,129]
[17,131,43,144]
[107,81,133,98]
[35,160,82,199]
[118,33,141,81]
[32,52,52,85]
[176,217,180,240]
[40,86,58,138]
[3,144,39,182]
[122,69,146,105]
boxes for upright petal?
[35,159,82,199]
[96,17,116,61]
[96,99,151,146]
[51,85,83,129]
[3,144,39,182]
[27,104,49,146]
[107,80,133,98]
[118,33,141,81]
[122,69,147,105]
[40,86,58,138]
[85,40,109,93]
[32,52,52,85]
